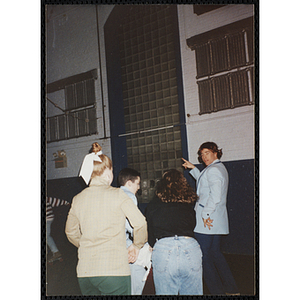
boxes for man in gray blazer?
[182,142,239,295]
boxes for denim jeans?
[46,219,59,254]
[194,232,239,294]
[152,236,203,295]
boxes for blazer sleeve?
[190,167,201,181]
[119,190,147,249]
[201,167,224,219]
[65,197,81,248]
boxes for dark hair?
[117,168,141,187]
[197,141,223,164]
[156,169,198,204]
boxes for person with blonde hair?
[66,144,147,295]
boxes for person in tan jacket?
[65,153,147,295]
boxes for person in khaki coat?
[65,154,147,296]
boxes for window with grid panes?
[119,5,183,203]
[187,17,254,115]
[47,74,98,142]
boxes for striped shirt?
[47,197,69,221]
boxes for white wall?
[46,5,114,180]
[46,4,256,180]
[47,5,99,82]
[177,4,255,164]
[46,136,112,180]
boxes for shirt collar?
[120,186,134,196]
[211,158,220,165]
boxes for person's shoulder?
[94,184,121,197]
[70,188,87,206]
[99,186,132,205]
[146,195,162,210]
[214,161,227,172]
[73,187,88,198]
[207,163,223,174]
[120,186,135,198]
[107,185,123,194]
[207,162,227,177]
[114,186,135,203]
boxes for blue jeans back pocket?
[184,244,202,272]
[152,247,171,273]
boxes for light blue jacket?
[190,159,229,235]
[121,186,137,247]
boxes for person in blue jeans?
[145,169,203,295]
[182,142,239,295]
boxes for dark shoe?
[226,293,240,296]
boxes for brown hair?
[90,142,102,153]
[156,169,198,204]
[197,141,223,164]
[117,168,141,187]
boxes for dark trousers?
[78,276,131,295]
[194,232,239,295]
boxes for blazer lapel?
[197,159,221,182]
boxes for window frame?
[46,69,98,143]
[187,17,254,115]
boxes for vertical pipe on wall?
[95,5,107,139]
